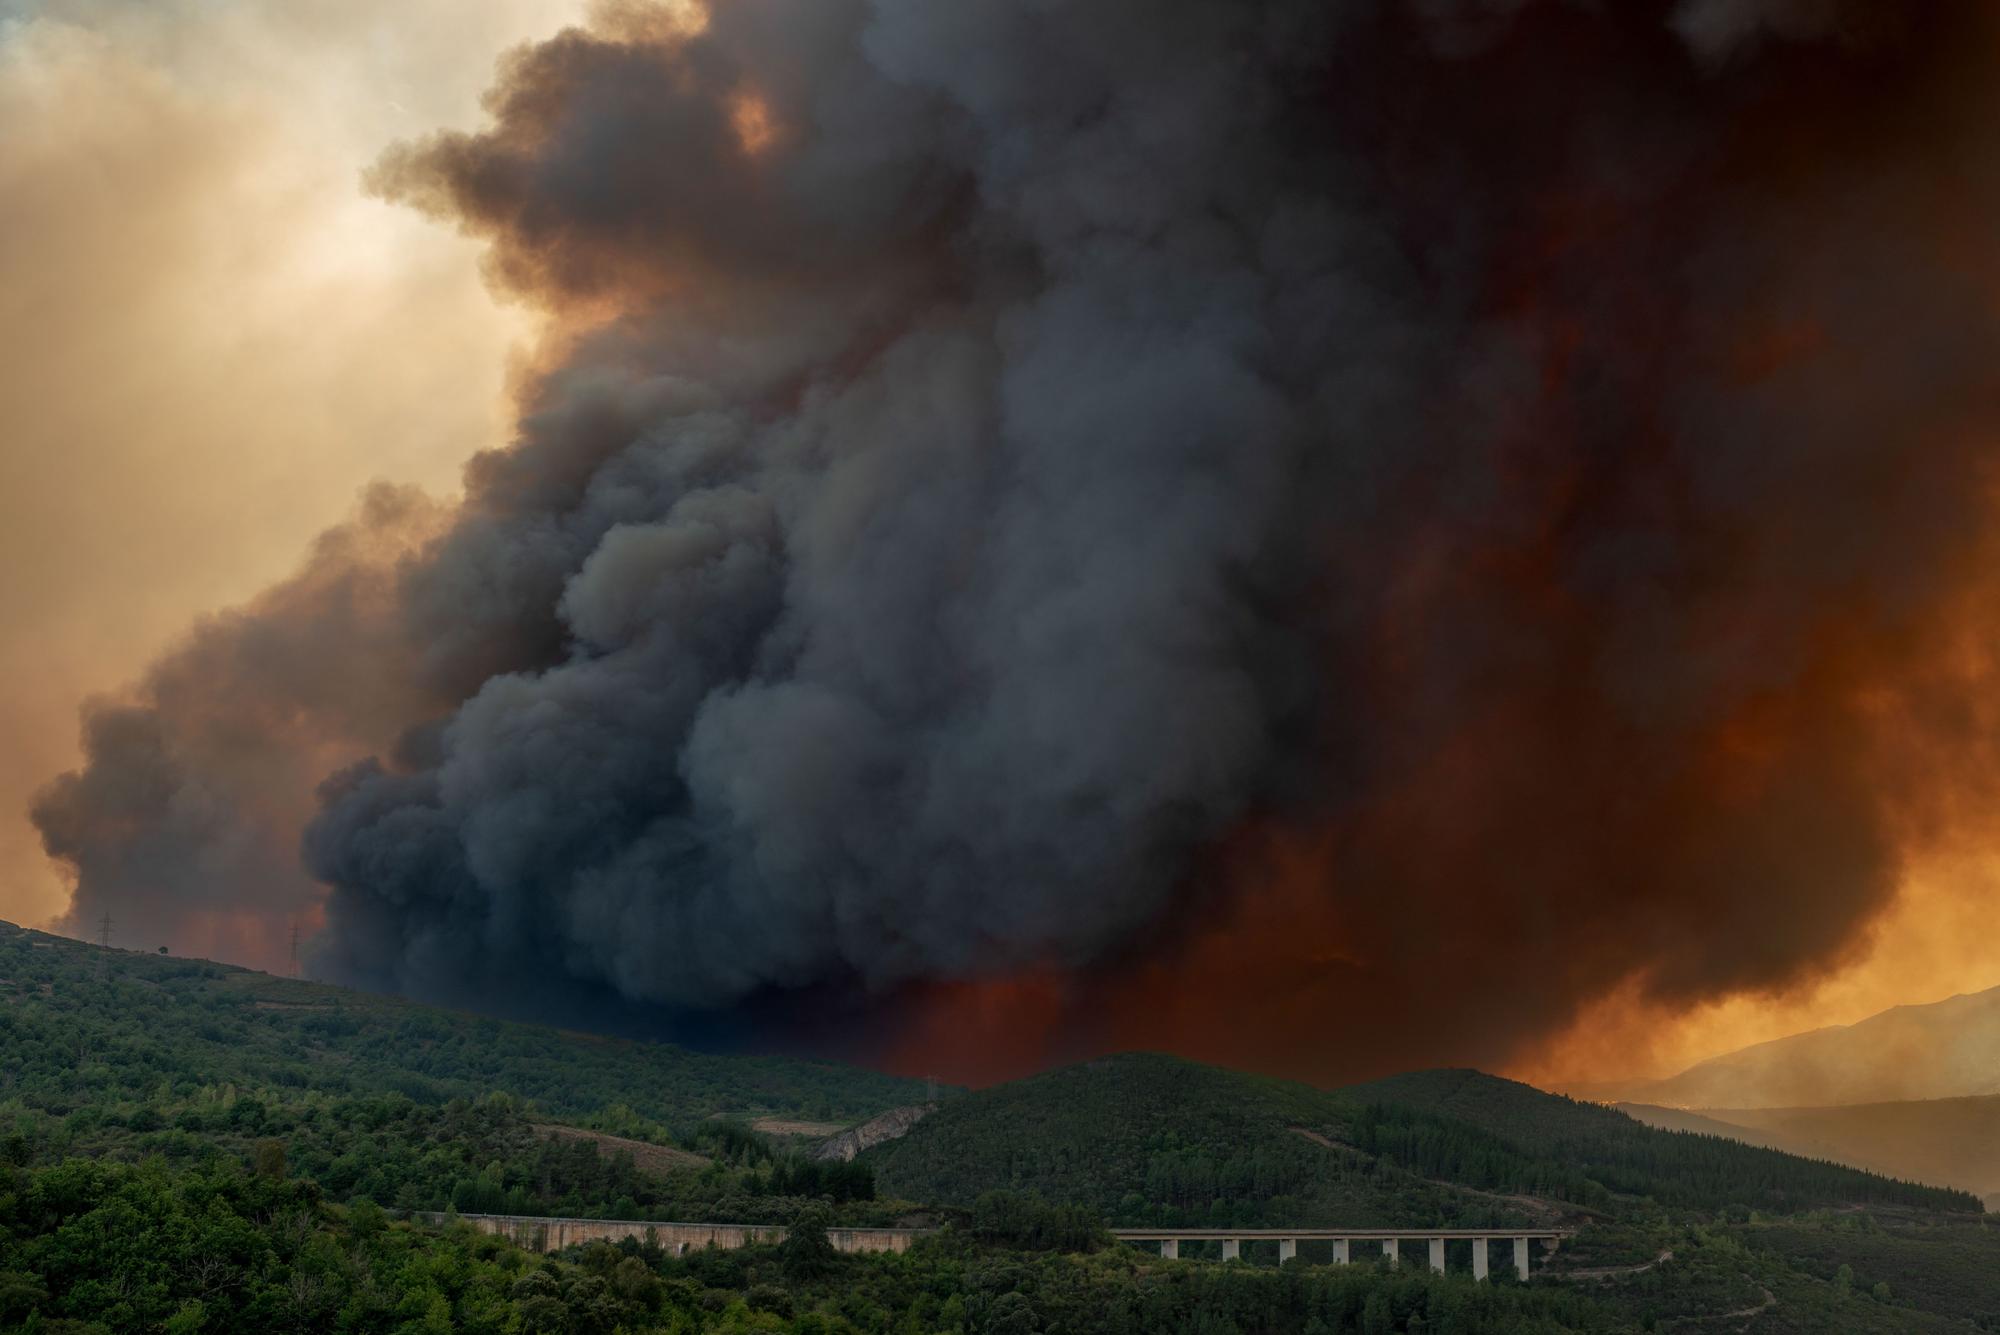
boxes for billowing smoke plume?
[35,0,2000,1080]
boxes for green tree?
[163,1299,206,1334]
[781,1202,839,1282]
[253,1138,287,1180]
[987,1292,1039,1335]
[0,1271,47,1324]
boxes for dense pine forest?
[870,1055,1976,1224]
[0,926,922,1127]
[5,923,2000,1334]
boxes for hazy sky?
[3,0,1996,1088]
[0,0,573,927]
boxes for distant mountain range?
[1618,1097,2000,1205]
[1586,983,2000,1109]
[1577,982,2000,1204]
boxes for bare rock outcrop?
[813,1104,934,1163]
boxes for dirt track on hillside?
[532,1124,709,1175]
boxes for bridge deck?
[1111,1228,1572,1240]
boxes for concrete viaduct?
[1110,1228,1571,1279]
[427,1214,1570,1280]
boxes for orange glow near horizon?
[1514,840,2000,1093]
[877,844,2000,1095]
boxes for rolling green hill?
[0,920,929,1230]
[0,920,922,1128]
[1344,1068,1976,1215]
[871,1056,1979,1228]
[5,924,1997,1333]
[872,1053,1538,1230]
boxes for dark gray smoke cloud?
[310,0,1372,1010]
[35,0,2000,1078]
[33,485,452,958]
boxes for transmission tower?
[289,919,300,978]
[91,909,113,982]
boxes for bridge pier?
[1104,1223,1568,1279]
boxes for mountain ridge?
[868,1053,1979,1225]
[0,917,925,1126]
[1587,982,2000,1109]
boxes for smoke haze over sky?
[11,0,2000,1090]
[0,0,569,948]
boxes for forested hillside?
[1345,1069,1973,1215]
[874,1055,1978,1228]
[0,921,922,1126]
[872,1054,1534,1230]
[4,928,1997,1333]
[2,1157,1631,1334]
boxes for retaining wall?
[419,1212,929,1255]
